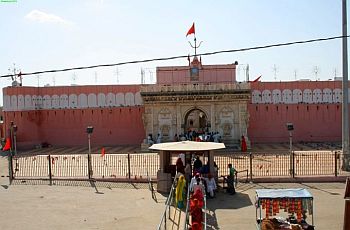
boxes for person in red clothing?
[190,198,203,230]
[241,135,247,152]
[176,156,185,174]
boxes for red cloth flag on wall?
[186,23,195,37]
[2,137,11,151]
[101,147,106,157]
[249,75,261,83]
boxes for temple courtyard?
[0,155,347,230]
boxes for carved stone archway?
[183,108,208,134]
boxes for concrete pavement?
[0,155,346,230]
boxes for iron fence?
[11,153,159,183]
[8,151,349,184]
[214,151,348,180]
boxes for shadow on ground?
[12,179,152,189]
[205,183,254,230]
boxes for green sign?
[1,0,17,2]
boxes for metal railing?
[157,177,177,230]
[9,151,349,185]
[11,153,159,183]
[214,151,348,180]
[183,183,191,230]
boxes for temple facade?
[1,58,348,149]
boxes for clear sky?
[0,0,345,96]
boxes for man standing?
[227,163,236,195]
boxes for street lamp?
[86,126,94,179]
[286,123,294,176]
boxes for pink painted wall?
[156,64,237,84]
[3,85,145,149]
[248,81,344,143]
[3,79,348,149]
[248,103,342,143]
[4,107,145,148]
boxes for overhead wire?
[0,35,347,78]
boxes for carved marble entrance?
[184,108,208,133]
[140,83,251,147]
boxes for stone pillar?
[176,103,182,135]
[210,103,215,132]
[151,107,154,137]
[239,103,250,149]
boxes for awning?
[256,188,313,199]
[149,141,225,151]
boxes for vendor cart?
[255,188,314,230]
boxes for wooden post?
[335,151,338,177]
[344,177,350,230]
[128,153,131,180]
[8,154,13,184]
[48,155,52,186]
[249,152,253,182]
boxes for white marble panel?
[37,96,43,109]
[135,92,143,105]
[282,89,292,104]
[272,89,281,104]
[116,93,125,106]
[323,88,333,103]
[10,95,17,111]
[262,90,271,103]
[25,95,32,109]
[313,89,322,103]
[88,93,97,107]
[18,95,24,110]
[252,90,261,104]
[292,89,302,103]
[3,95,10,111]
[60,94,69,108]
[52,95,60,109]
[106,93,116,107]
[43,95,51,109]
[69,94,78,108]
[32,95,37,109]
[78,94,88,108]
[97,93,106,107]
[125,92,135,106]
[333,88,342,103]
[303,89,312,104]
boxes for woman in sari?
[175,175,186,209]
[190,198,203,230]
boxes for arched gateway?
[184,108,208,134]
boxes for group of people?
[175,131,222,143]
[175,155,237,230]
[147,132,248,154]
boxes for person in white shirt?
[192,177,205,195]
[205,173,217,198]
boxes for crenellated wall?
[3,80,349,149]
[3,85,143,111]
[248,81,345,144]
[3,85,145,148]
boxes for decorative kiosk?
[255,188,314,230]
[149,141,225,193]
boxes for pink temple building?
[1,58,347,150]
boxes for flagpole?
[194,36,197,56]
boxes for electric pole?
[342,0,350,171]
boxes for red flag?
[101,147,105,157]
[249,75,261,83]
[186,23,195,37]
[2,137,11,151]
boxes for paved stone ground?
[0,155,347,230]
